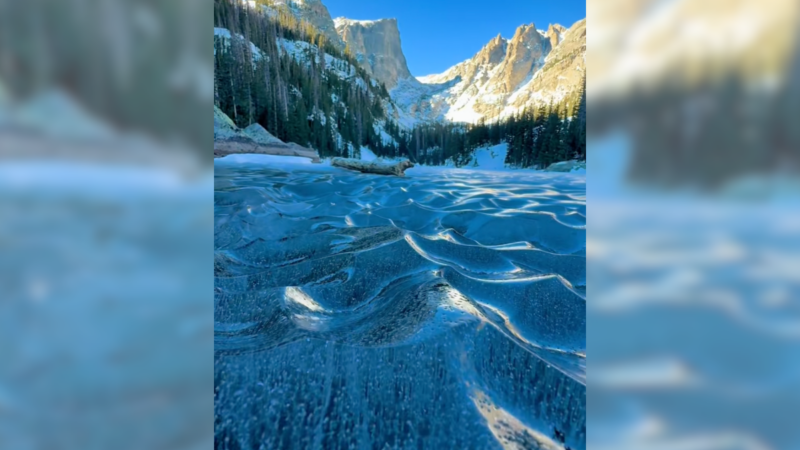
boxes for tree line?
[214,0,585,168]
[214,0,404,158]
[386,77,586,168]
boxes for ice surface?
[214,161,586,449]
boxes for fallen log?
[331,158,414,176]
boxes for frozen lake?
[214,157,586,449]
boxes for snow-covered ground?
[214,27,264,61]
[359,147,378,162]
[277,38,356,80]
[357,142,586,176]
[463,143,509,170]
[215,153,318,166]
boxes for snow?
[333,17,390,29]
[214,27,264,62]
[215,153,318,166]
[278,39,356,79]
[375,124,397,146]
[445,105,483,124]
[390,77,450,126]
[359,147,378,162]
[461,143,509,171]
[391,26,573,126]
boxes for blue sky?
[324,0,586,76]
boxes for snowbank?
[215,153,317,166]
[464,143,509,171]
[360,147,378,162]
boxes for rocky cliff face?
[333,18,413,90]
[271,0,345,50]
[498,24,551,93]
[268,0,585,126]
[506,19,585,115]
[390,19,585,125]
[544,24,566,49]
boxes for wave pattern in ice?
[214,163,586,450]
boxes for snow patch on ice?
[215,153,319,166]
[360,147,378,162]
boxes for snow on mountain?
[248,0,584,131]
[277,38,357,80]
[269,0,584,128]
[214,27,264,62]
[333,18,380,28]
[330,13,583,127]
[390,20,585,125]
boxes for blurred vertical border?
[0,1,213,449]
[588,0,800,449]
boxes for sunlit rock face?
[498,24,552,93]
[334,17,413,90]
[544,23,567,49]
[391,19,585,125]
[273,0,346,50]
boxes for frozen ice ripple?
[215,163,586,449]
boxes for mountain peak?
[544,23,567,48]
[334,17,397,28]
[515,23,537,33]
[475,33,508,66]
[335,16,411,89]
[510,23,544,43]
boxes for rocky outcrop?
[214,105,320,161]
[497,24,551,93]
[544,24,566,49]
[334,18,413,90]
[475,34,508,67]
[507,19,586,113]
[243,123,284,146]
[271,0,345,50]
